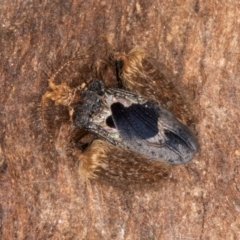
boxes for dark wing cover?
[110,102,159,140]
[110,101,198,164]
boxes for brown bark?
[0,0,240,239]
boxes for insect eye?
[72,104,90,128]
[86,79,105,95]
[106,116,115,128]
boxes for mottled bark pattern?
[0,0,240,239]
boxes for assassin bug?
[72,79,198,165]
[41,46,198,184]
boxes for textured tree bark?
[0,0,240,239]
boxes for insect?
[72,79,198,165]
[41,46,199,184]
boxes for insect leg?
[115,59,124,89]
[74,139,170,184]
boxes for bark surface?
[0,0,240,239]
